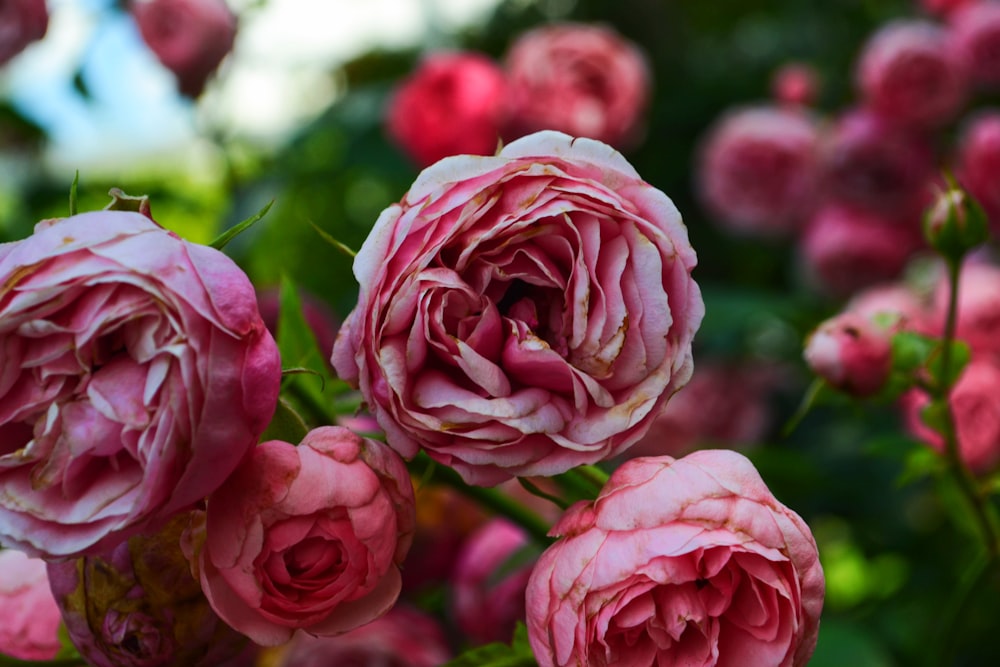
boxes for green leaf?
[896,443,946,487]
[927,338,971,391]
[890,331,938,376]
[68,171,79,216]
[307,219,357,258]
[209,200,273,251]
[259,396,310,444]
[920,399,950,438]
[442,623,537,667]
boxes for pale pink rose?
[697,105,821,237]
[195,426,416,646]
[0,211,281,558]
[0,549,61,660]
[956,111,1000,227]
[452,518,534,645]
[771,62,821,107]
[856,19,968,128]
[331,131,704,485]
[132,0,237,97]
[387,51,507,168]
[930,261,1000,359]
[0,0,47,66]
[525,450,825,667]
[901,359,1000,473]
[820,108,936,218]
[274,605,451,667]
[47,513,248,667]
[503,23,650,149]
[804,312,893,396]
[949,1,1000,90]
[800,203,922,297]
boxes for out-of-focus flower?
[919,0,978,19]
[194,426,416,647]
[957,111,1000,228]
[902,358,1000,473]
[0,0,48,66]
[526,450,825,667]
[0,549,62,660]
[132,0,237,97]
[856,19,968,128]
[931,261,1000,359]
[272,605,452,667]
[697,105,821,237]
[387,51,508,168]
[452,518,534,645]
[503,23,650,149]
[847,282,930,334]
[47,513,248,667]
[804,312,894,396]
[771,62,821,107]
[256,286,339,358]
[949,2,1000,90]
[0,211,281,558]
[332,131,703,485]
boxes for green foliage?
[443,623,537,667]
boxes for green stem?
[932,553,997,667]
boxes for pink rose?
[525,450,825,667]
[847,282,931,334]
[0,0,47,66]
[771,62,821,107]
[697,105,821,237]
[0,549,62,661]
[0,211,281,558]
[950,1,1000,90]
[452,518,534,645]
[503,23,650,149]
[902,358,1000,473]
[930,261,1000,359]
[856,20,968,128]
[331,131,704,485]
[132,0,237,97]
[274,605,452,667]
[387,51,508,168]
[804,311,894,396]
[957,111,1000,228]
[194,426,416,646]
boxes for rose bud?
[799,202,923,297]
[771,62,821,107]
[930,261,1000,359]
[452,519,535,646]
[956,111,1000,229]
[526,450,824,667]
[0,0,48,66]
[332,131,704,485]
[47,513,248,667]
[503,23,650,150]
[924,185,989,259]
[0,210,281,558]
[821,108,936,219]
[856,19,968,128]
[387,51,507,168]
[0,549,62,660]
[132,0,237,98]
[902,358,1000,474]
[804,311,894,396]
[194,426,416,646]
[697,105,821,237]
[949,1,1000,90]
[273,605,451,667]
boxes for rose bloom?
[856,19,968,128]
[949,1,1000,90]
[48,512,248,667]
[0,211,280,558]
[194,426,416,646]
[526,450,825,667]
[804,311,893,397]
[387,51,508,168]
[503,23,650,150]
[0,0,47,66]
[132,0,237,97]
[847,282,931,334]
[332,131,703,485]
[902,358,1000,474]
[957,111,1000,228]
[0,549,62,661]
[697,105,821,237]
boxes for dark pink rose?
[47,513,248,667]
[800,203,922,296]
[804,312,893,396]
[195,426,416,646]
[771,62,821,107]
[0,549,61,660]
[387,51,507,168]
[957,111,1000,228]
[0,211,281,558]
[950,1,1000,90]
[274,605,451,667]
[697,105,821,237]
[919,0,978,18]
[503,23,650,149]
[0,0,47,66]
[452,518,534,645]
[820,108,936,218]
[525,450,825,667]
[902,358,1000,473]
[132,0,237,98]
[856,19,968,128]
[930,261,1000,359]
[331,131,704,485]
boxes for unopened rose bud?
[804,311,893,396]
[924,186,989,260]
